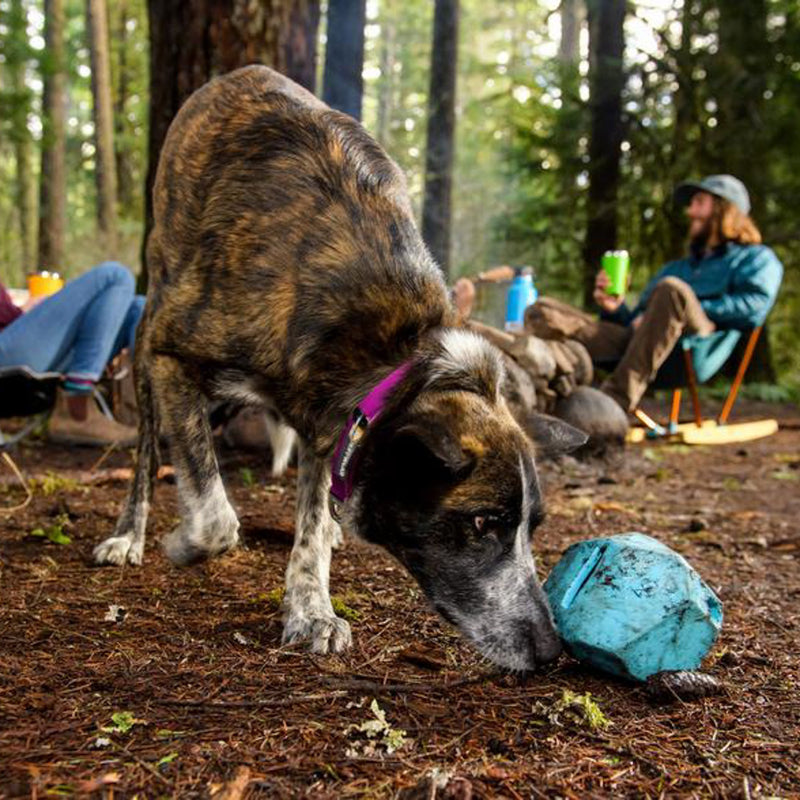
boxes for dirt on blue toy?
[544,532,723,681]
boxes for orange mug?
[27,271,64,298]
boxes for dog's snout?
[530,589,562,666]
[534,624,562,665]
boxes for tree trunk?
[38,0,68,271]
[284,0,320,93]
[421,0,459,279]
[582,0,625,308]
[554,0,584,281]
[7,0,36,280]
[112,0,135,216]
[376,14,397,148]
[666,0,700,260]
[322,0,366,120]
[711,0,773,378]
[87,0,118,243]
[558,0,581,64]
[140,0,322,290]
[712,0,769,224]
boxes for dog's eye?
[473,515,500,535]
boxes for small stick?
[153,690,348,709]
[0,452,33,515]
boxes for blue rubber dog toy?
[544,532,723,681]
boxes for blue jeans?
[0,262,145,382]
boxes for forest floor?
[1,399,799,799]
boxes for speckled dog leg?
[151,355,240,566]
[282,441,351,654]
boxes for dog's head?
[347,330,586,672]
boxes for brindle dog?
[94,66,584,671]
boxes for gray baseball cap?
[674,174,751,215]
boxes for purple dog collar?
[329,361,414,521]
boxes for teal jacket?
[604,243,783,384]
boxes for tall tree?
[376,11,397,148]
[112,0,134,215]
[558,0,581,64]
[284,0,320,93]
[38,0,68,270]
[712,0,774,380]
[322,0,366,120]
[421,0,459,279]
[5,0,36,279]
[582,0,625,307]
[87,0,118,242]
[710,0,769,224]
[141,0,321,289]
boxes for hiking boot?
[48,389,138,447]
[109,350,138,427]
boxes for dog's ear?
[524,413,588,458]
[393,421,475,478]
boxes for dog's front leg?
[282,441,352,654]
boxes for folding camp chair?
[0,365,119,450]
[0,366,61,450]
[629,326,778,445]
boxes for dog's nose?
[535,628,562,665]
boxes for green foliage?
[31,470,79,495]
[102,710,145,734]
[354,699,409,753]
[261,587,285,611]
[239,467,255,488]
[331,596,361,621]
[29,514,71,545]
[556,689,611,731]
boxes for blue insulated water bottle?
[504,268,537,333]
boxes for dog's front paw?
[93,535,143,566]
[162,516,240,566]
[282,612,352,654]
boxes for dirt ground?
[1,400,799,799]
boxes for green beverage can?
[602,250,630,296]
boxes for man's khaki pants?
[524,277,715,412]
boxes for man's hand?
[593,269,625,314]
[20,295,44,313]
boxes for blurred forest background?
[0,0,798,391]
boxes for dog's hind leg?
[94,344,158,566]
[153,355,240,565]
[282,441,352,654]
[264,409,296,477]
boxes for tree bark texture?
[38,0,68,271]
[321,0,366,120]
[712,0,773,380]
[112,0,135,215]
[421,0,459,280]
[711,0,769,225]
[87,0,118,241]
[558,0,581,65]
[376,14,397,148]
[7,0,37,279]
[666,0,700,260]
[582,0,625,308]
[284,0,320,92]
[141,0,321,289]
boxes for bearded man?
[525,175,784,415]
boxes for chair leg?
[683,348,703,427]
[719,327,762,425]
[669,389,682,433]
[634,408,667,437]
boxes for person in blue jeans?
[0,261,145,445]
